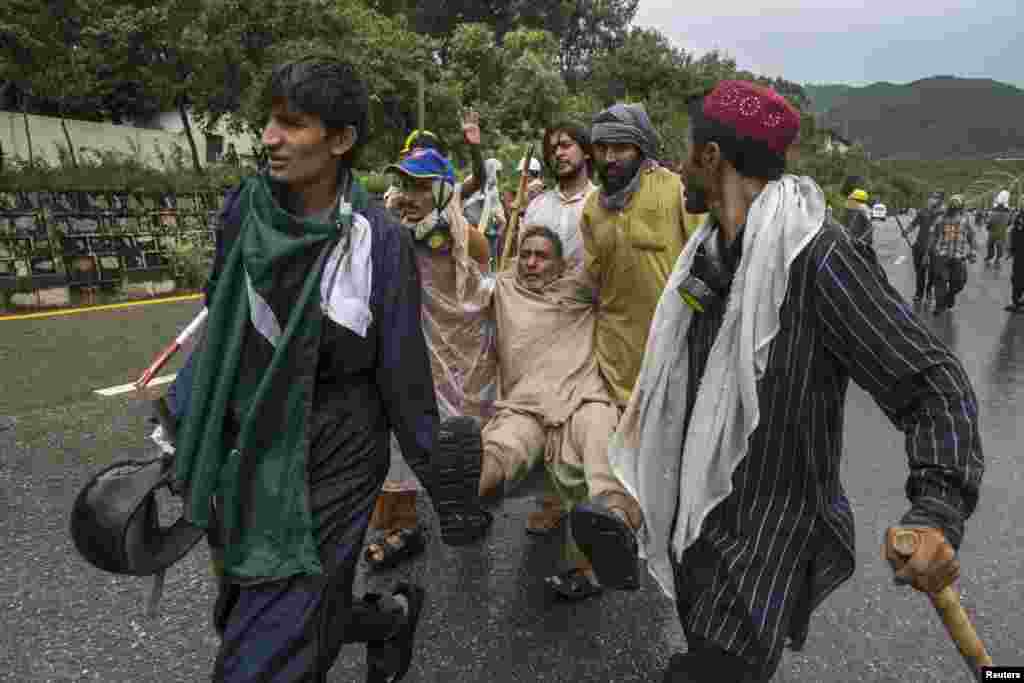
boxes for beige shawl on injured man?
[492,265,611,431]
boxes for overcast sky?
[633,0,1024,89]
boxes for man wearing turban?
[567,104,704,593]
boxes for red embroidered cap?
[702,80,801,155]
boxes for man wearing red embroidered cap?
[597,80,983,681]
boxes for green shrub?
[166,242,212,291]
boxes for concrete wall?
[0,110,259,169]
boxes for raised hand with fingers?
[462,109,481,146]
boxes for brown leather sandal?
[364,527,426,571]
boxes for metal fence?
[0,190,221,295]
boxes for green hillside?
[804,76,1024,161]
[804,84,857,115]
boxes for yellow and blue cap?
[386,148,456,184]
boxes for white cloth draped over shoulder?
[608,175,827,600]
[320,210,374,338]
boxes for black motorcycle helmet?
[70,455,204,576]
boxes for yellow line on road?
[0,294,202,322]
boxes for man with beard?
[603,80,981,682]
[362,146,499,571]
[172,56,490,682]
[520,121,597,272]
[569,102,703,591]
[475,226,635,599]
[511,121,600,535]
[905,190,945,303]
[578,103,703,410]
[930,194,977,314]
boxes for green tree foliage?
[493,28,568,138]
[548,0,639,90]
[82,0,209,171]
[0,0,112,165]
[1,0,910,199]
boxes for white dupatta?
[608,175,827,600]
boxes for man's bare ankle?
[478,454,505,498]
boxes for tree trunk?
[59,114,78,168]
[21,99,34,166]
[177,97,204,173]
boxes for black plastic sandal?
[570,497,641,590]
[366,582,427,683]
[434,416,492,546]
[545,568,603,601]
[364,527,426,571]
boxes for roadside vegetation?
[4,0,985,247]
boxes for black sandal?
[545,568,603,601]
[434,416,492,546]
[364,527,426,571]
[366,582,427,683]
[570,496,641,590]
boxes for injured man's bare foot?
[478,452,506,499]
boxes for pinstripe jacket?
[678,219,983,668]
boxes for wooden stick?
[891,528,993,680]
[498,142,536,272]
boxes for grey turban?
[591,103,660,159]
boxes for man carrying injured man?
[364,144,499,571]
[475,225,642,599]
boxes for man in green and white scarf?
[173,56,489,683]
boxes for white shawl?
[320,211,374,338]
[608,175,827,600]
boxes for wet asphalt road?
[0,218,1021,682]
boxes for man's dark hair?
[542,121,593,177]
[686,93,786,181]
[268,56,369,168]
[520,226,564,260]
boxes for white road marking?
[94,373,177,397]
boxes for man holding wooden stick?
[600,81,984,682]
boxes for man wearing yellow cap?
[845,187,877,262]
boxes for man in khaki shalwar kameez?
[579,103,704,408]
[570,103,704,591]
[477,226,632,599]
